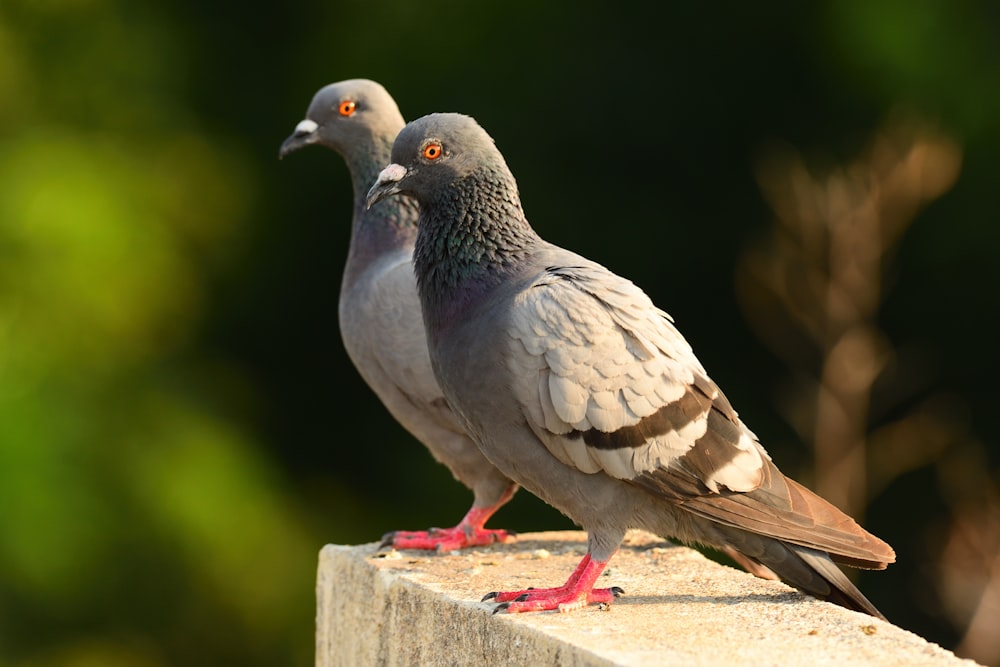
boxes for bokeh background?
[2,0,998,665]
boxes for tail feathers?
[674,463,895,570]
[718,528,888,620]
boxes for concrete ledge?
[317,530,980,667]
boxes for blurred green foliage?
[0,1,315,665]
[0,0,997,665]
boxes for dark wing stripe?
[571,387,711,450]
[568,375,729,453]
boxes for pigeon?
[365,112,896,616]
[279,80,518,552]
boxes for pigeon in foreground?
[366,112,896,616]
[279,81,518,551]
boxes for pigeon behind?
[366,112,895,616]
[279,81,518,551]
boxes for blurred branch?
[738,114,961,521]
[738,115,1000,665]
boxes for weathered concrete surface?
[317,530,980,667]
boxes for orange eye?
[338,101,357,116]
[422,143,443,160]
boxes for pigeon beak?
[278,119,320,159]
[366,163,407,210]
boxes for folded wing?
[506,253,894,568]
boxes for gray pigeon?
[366,112,895,616]
[279,81,518,551]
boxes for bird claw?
[482,580,623,613]
[378,524,514,553]
[482,586,623,613]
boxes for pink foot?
[382,525,513,552]
[379,505,514,553]
[482,553,624,613]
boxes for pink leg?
[482,552,624,614]
[380,489,516,553]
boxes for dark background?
[1,1,998,665]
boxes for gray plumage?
[279,82,517,551]
[366,112,895,616]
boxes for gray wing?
[506,255,893,566]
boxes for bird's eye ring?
[422,143,443,160]
[338,101,357,116]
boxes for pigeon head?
[365,113,537,324]
[365,113,502,210]
[278,78,405,159]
